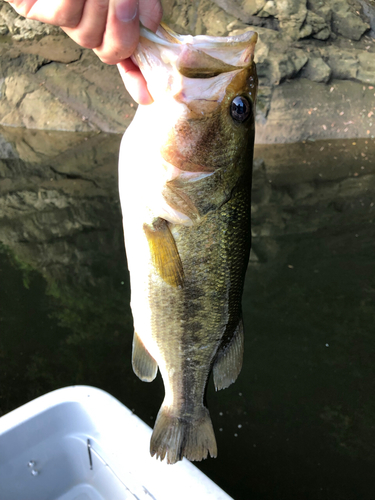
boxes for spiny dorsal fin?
[176,44,239,79]
[143,218,184,288]
[132,331,158,382]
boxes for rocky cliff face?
[0,0,375,142]
[0,126,123,289]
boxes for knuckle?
[99,56,117,65]
[94,49,118,65]
[101,41,136,65]
[55,13,81,29]
[139,0,163,31]
[75,31,103,49]
[53,0,85,28]
[94,0,109,14]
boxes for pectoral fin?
[132,331,158,382]
[213,317,244,391]
[143,218,184,288]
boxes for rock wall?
[0,0,375,142]
[0,2,135,134]
[0,125,123,289]
[1,125,373,272]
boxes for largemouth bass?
[119,24,257,464]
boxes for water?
[0,126,374,499]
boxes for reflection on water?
[0,126,374,500]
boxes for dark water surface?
[0,126,374,500]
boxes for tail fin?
[150,406,217,464]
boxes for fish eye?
[230,96,251,123]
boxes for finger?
[2,0,38,18]
[139,0,163,32]
[94,0,139,65]
[7,0,86,28]
[63,0,109,49]
[118,59,153,105]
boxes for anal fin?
[143,217,184,288]
[132,331,158,382]
[213,317,244,391]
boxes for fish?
[118,23,257,464]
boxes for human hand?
[4,0,163,104]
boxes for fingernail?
[115,0,138,23]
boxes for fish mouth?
[139,23,258,53]
[132,24,258,100]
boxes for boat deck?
[0,386,233,500]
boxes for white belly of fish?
[119,106,188,362]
